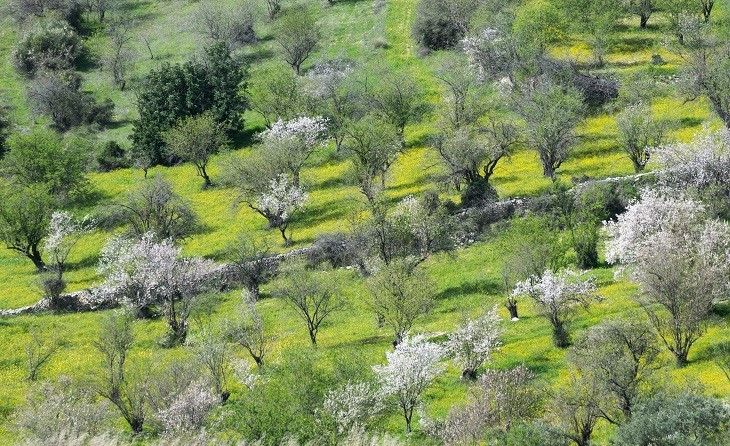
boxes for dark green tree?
[131,43,246,168]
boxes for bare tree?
[93,310,147,433]
[113,177,198,241]
[552,374,603,446]
[711,341,730,382]
[569,319,660,422]
[104,17,136,90]
[227,234,274,300]
[195,0,257,49]
[187,324,231,402]
[24,327,61,381]
[226,293,273,368]
[272,260,342,345]
[275,6,320,75]
[367,260,435,346]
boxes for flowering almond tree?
[513,270,599,348]
[97,233,219,345]
[373,334,445,432]
[323,380,385,434]
[446,306,503,379]
[605,190,730,366]
[255,173,307,245]
[259,116,328,187]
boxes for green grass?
[1,0,730,443]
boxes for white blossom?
[373,334,445,432]
[446,306,503,379]
[513,270,599,347]
[231,359,266,391]
[604,189,706,268]
[97,233,219,343]
[156,380,217,435]
[44,211,94,273]
[323,380,385,434]
[260,116,328,148]
[257,174,308,224]
[651,126,730,190]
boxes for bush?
[573,223,599,269]
[461,176,499,208]
[28,72,114,131]
[309,232,359,268]
[413,0,474,51]
[613,392,730,446]
[96,141,129,172]
[13,20,82,76]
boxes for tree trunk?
[552,321,571,348]
[461,368,477,380]
[674,350,689,367]
[507,302,519,320]
[640,14,649,28]
[28,245,46,271]
[200,166,213,189]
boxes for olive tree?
[275,6,320,74]
[623,0,655,28]
[226,234,274,300]
[164,113,229,188]
[342,114,402,203]
[272,260,343,345]
[246,63,305,129]
[616,102,668,172]
[512,79,585,179]
[0,184,55,270]
[367,260,436,346]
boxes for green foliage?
[413,0,477,51]
[131,43,246,168]
[164,113,229,187]
[246,63,304,128]
[0,184,55,270]
[12,19,82,76]
[96,141,129,172]
[513,1,567,61]
[613,392,730,446]
[2,129,88,199]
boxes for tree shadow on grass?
[436,278,503,301]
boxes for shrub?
[13,20,82,76]
[96,141,129,172]
[461,176,499,208]
[413,0,476,51]
[309,232,359,268]
[613,392,730,446]
[28,73,114,131]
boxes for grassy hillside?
[0,0,729,443]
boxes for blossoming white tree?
[97,233,219,345]
[605,190,730,366]
[44,211,94,279]
[323,380,385,434]
[373,334,445,432]
[651,126,730,190]
[255,173,308,245]
[259,116,328,187]
[513,270,599,348]
[446,306,503,379]
[156,380,217,435]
